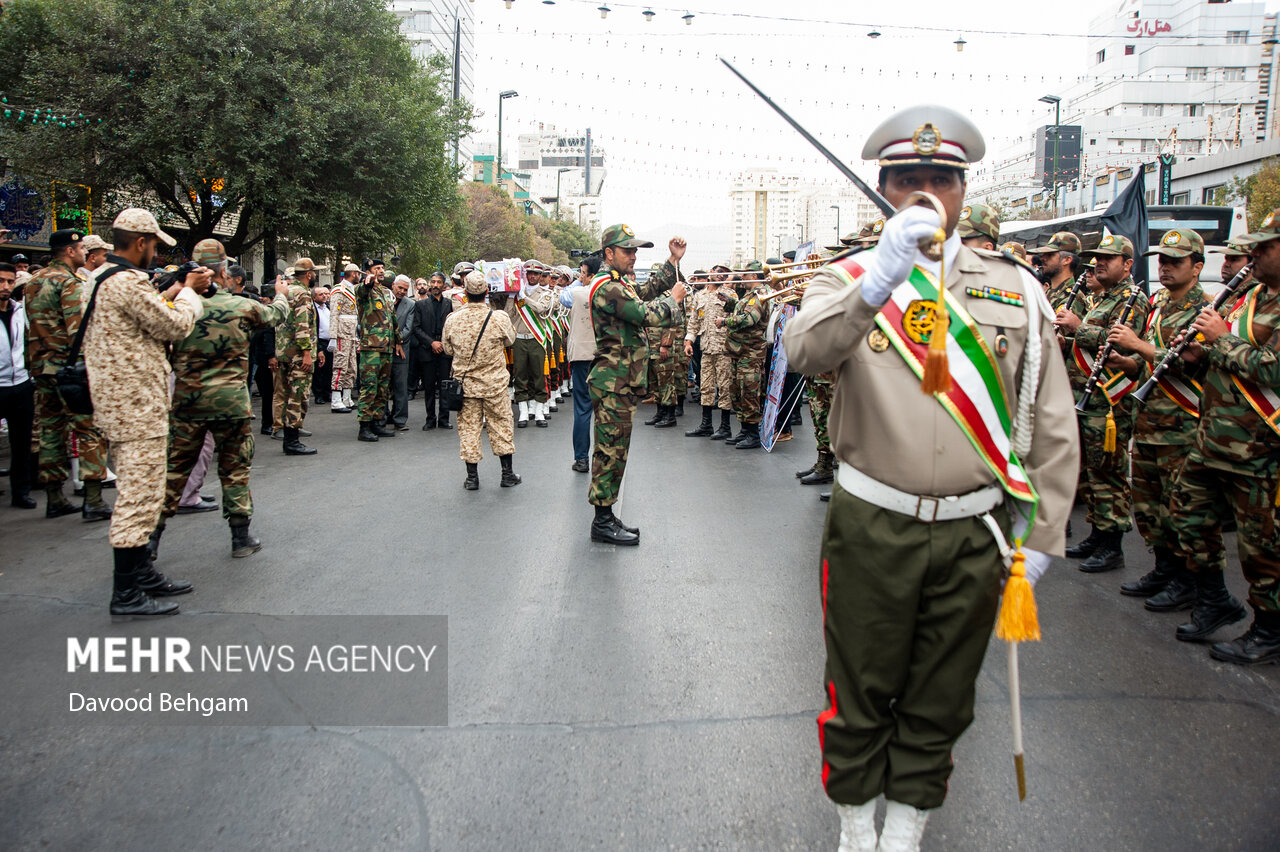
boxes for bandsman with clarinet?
[1028,231,1083,312]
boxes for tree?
[1214,158,1280,231]
[0,0,471,258]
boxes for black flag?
[1102,167,1150,293]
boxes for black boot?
[110,546,180,618]
[591,504,639,545]
[1176,571,1248,642]
[800,450,835,484]
[359,421,380,442]
[675,400,684,417]
[685,406,714,437]
[735,423,762,449]
[653,405,677,428]
[1144,569,1197,612]
[644,407,663,426]
[1121,546,1181,597]
[81,479,113,522]
[229,515,262,558]
[45,482,79,518]
[283,427,318,455]
[709,410,732,441]
[372,421,396,437]
[1210,611,1280,665]
[146,525,164,564]
[423,416,437,430]
[464,462,479,490]
[500,454,522,487]
[725,425,747,445]
[1079,530,1124,573]
[135,541,193,596]
[819,491,831,502]
[1065,525,1103,558]
[796,455,820,479]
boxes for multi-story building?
[728,170,881,266]
[389,1,477,168]
[514,128,607,225]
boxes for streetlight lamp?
[830,205,840,242]
[555,167,571,219]
[1040,94,1062,217]
[497,90,518,181]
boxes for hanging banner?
[761,304,800,452]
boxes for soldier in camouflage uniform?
[275,258,321,455]
[149,240,292,563]
[1028,231,1084,312]
[355,261,397,441]
[23,229,112,520]
[719,265,770,450]
[1104,229,1218,618]
[587,224,688,545]
[1165,208,1280,664]
[795,372,836,484]
[329,262,360,411]
[955,203,999,252]
[1056,235,1151,573]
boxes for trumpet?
[761,283,807,302]
[766,266,822,286]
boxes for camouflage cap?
[49,229,84,251]
[111,208,176,247]
[191,238,228,266]
[81,234,113,253]
[463,271,488,296]
[1026,231,1082,255]
[859,219,886,245]
[1083,234,1134,258]
[744,260,764,272]
[1209,242,1250,257]
[600,223,654,250]
[294,257,326,272]
[1000,241,1027,261]
[1143,228,1205,259]
[1236,207,1280,246]
[955,204,1000,244]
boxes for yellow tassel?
[1104,409,1117,453]
[1274,476,1280,509]
[996,545,1041,642]
[920,296,952,395]
[543,354,550,375]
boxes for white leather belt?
[516,333,536,340]
[836,463,1004,524]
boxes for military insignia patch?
[1264,211,1276,229]
[1099,236,1116,248]
[902,299,939,345]
[1163,232,1182,246]
[868,328,891,352]
[872,220,884,235]
[374,301,383,309]
[912,123,941,156]
[622,225,635,237]
[995,333,1010,357]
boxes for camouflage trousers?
[1130,440,1191,551]
[512,337,548,404]
[457,392,515,463]
[809,373,835,454]
[654,345,687,407]
[1078,408,1133,533]
[331,337,358,391]
[163,418,254,520]
[700,352,734,411]
[589,389,641,507]
[356,349,392,420]
[33,377,107,484]
[731,348,768,425]
[109,435,167,549]
[1171,450,1280,614]
[275,358,313,429]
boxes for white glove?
[327,338,337,353]
[1023,549,1051,587]
[860,206,944,306]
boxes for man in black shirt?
[412,271,454,429]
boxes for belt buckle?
[915,496,939,523]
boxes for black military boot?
[1210,610,1280,665]
[735,423,762,449]
[725,424,748,445]
[686,406,714,437]
[1120,546,1181,597]
[372,420,396,437]
[644,407,663,426]
[229,515,262,558]
[135,551,194,596]
[45,482,79,518]
[1176,570,1248,642]
[675,400,684,417]
[653,405,677,428]
[800,451,834,484]
[110,546,180,618]
[610,511,639,535]
[1065,525,1103,558]
[359,421,380,442]
[146,525,164,564]
[499,454,522,487]
[81,479,113,522]
[1144,568,1197,612]
[464,462,480,490]
[1079,530,1124,573]
[283,427,318,455]
[796,454,820,479]
[709,410,732,441]
[591,505,639,545]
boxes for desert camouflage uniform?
[686,286,733,410]
[274,281,316,429]
[356,277,394,420]
[83,258,202,547]
[442,303,518,462]
[723,283,771,426]
[330,281,359,392]
[23,258,108,484]
[1069,276,1150,534]
[588,260,683,506]
[164,290,291,520]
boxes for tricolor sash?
[1228,286,1280,437]
[1072,342,1139,406]
[516,299,548,346]
[1146,301,1203,417]
[829,256,1037,506]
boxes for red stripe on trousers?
[817,557,837,791]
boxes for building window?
[1171,192,1191,205]
[1182,139,1203,154]
[1141,139,1160,152]
[1090,138,1097,146]
[1187,67,1207,81]
[1096,49,1106,64]
[1184,104,1203,117]
[1203,185,1225,203]
[1226,30,1248,44]
[1145,190,1156,205]
[1125,45,1135,56]
[1142,104,1163,117]
[1223,67,1246,81]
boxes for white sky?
[470,0,1280,267]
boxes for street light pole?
[1040,94,1062,217]
[578,202,589,227]
[830,205,840,241]
[497,90,518,182]
[556,167,571,219]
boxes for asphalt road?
[1,398,1278,851]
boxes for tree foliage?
[1214,158,1280,231]
[456,184,596,266]
[0,0,471,257]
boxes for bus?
[1000,205,1249,285]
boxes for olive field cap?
[1209,242,1249,257]
[1083,234,1134,258]
[111,208,176,246]
[1235,208,1280,246]
[600,223,654,250]
[862,105,985,169]
[1143,229,1205,259]
[1027,231,1083,255]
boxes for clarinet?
[1059,270,1089,317]
[1132,263,1257,406]
[1075,286,1144,412]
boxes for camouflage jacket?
[171,290,291,420]
[357,279,395,352]
[330,282,359,340]
[587,259,682,397]
[1134,283,1209,447]
[685,286,730,354]
[441,303,517,398]
[23,259,86,376]
[722,284,771,356]
[1044,275,1078,314]
[274,282,316,360]
[1195,284,1280,473]
[1068,276,1150,406]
